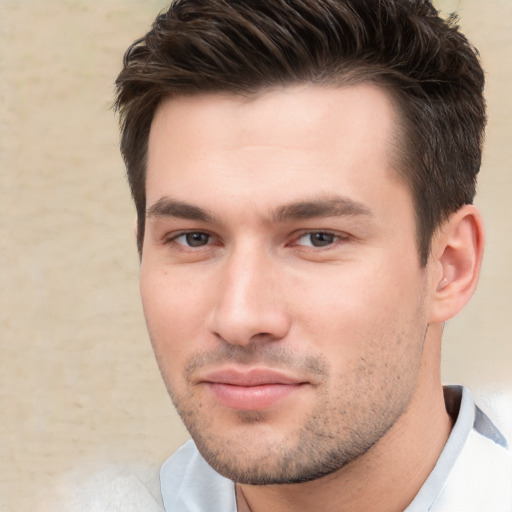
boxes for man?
[114,0,512,510]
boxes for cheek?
[291,257,426,363]
[140,266,212,368]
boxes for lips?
[199,368,307,411]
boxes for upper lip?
[199,368,306,386]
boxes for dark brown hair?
[114,0,486,264]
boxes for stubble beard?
[162,342,421,486]
[179,397,402,485]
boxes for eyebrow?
[146,197,217,222]
[271,196,372,223]
[146,195,372,224]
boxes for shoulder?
[433,415,512,511]
[160,440,237,512]
[411,386,512,512]
[59,462,165,512]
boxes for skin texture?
[140,85,484,512]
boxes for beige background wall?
[0,0,510,510]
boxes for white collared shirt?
[160,386,512,512]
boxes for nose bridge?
[208,239,289,345]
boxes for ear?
[429,205,484,324]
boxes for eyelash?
[165,230,349,250]
[165,231,216,249]
[289,231,349,249]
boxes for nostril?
[209,314,290,347]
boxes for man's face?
[141,84,433,484]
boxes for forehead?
[146,84,407,217]
[149,84,398,153]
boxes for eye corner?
[290,230,350,249]
[166,230,215,248]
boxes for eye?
[172,232,211,247]
[295,231,343,248]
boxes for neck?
[237,329,453,512]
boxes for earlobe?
[429,205,484,324]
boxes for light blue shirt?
[161,386,512,511]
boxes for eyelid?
[288,230,350,249]
[165,229,219,247]
[161,228,350,249]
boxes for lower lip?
[206,382,303,411]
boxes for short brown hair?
[114,0,486,265]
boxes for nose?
[206,247,291,347]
